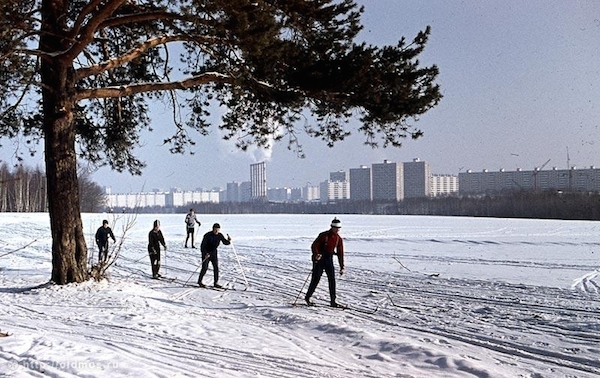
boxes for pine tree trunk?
[41,0,88,284]
[44,112,89,284]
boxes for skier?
[148,219,167,279]
[95,219,116,264]
[184,208,201,248]
[198,223,231,288]
[305,217,345,307]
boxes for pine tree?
[0,0,441,284]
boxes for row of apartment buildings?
[105,159,459,209]
[105,159,600,209]
[105,188,221,210]
[317,159,459,202]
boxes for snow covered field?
[1,213,600,377]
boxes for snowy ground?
[1,213,600,377]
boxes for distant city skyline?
[102,152,600,194]
[106,158,600,210]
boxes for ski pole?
[293,268,313,306]
[229,239,249,289]
[183,254,210,286]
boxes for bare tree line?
[0,163,105,212]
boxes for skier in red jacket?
[305,217,345,307]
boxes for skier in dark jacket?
[95,219,116,263]
[198,223,231,288]
[305,217,345,307]
[148,219,167,279]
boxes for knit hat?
[102,219,109,225]
[212,223,221,229]
[330,218,341,228]
[153,220,160,228]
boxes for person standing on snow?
[184,208,201,248]
[95,219,116,263]
[198,223,231,288]
[148,219,167,279]
[305,217,345,307]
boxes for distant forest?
[135,191,600,221]
[0,164,105,212]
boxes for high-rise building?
[319,180,349,202]
[372,160,404,201]
[303,184,320,202]
[403,158,431,198]
[239,181,252,202]
[225,182,240,202]
[349,165,371,200]
[330,170,347,182]
[290,188,303,202]
[431,174,459,197]
[250,162,267,201]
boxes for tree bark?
[43,108,89,284]
[41,0,88,284]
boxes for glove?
[340,268,345,276]
[315,254,322,261]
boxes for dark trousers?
[198,251,219,285]
[149,252,161,278]
[305,255,336,304]
[185,227,195,247]
[98,243,109,263]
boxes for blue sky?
[2,1,599,193]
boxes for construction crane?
[532,159,551,191]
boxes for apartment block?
[105,189,219,210]
[372,160,404,201]
[250,161,267,201]
[403,158,431,198]
[349,165,372,200]
[330,170,347,182]
[320,180,350,202]
[225,182,240,202]
[458,166,600,195]
[431,174,459,197]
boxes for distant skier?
[95,219,116,264]
[198,223,231,288]
[148,220,167,279]
[305,217,345,307]
[184,208,201,248]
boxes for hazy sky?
[3,1,599,193]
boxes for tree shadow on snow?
[0,281,53,293]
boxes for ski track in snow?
[1,213,600,377]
